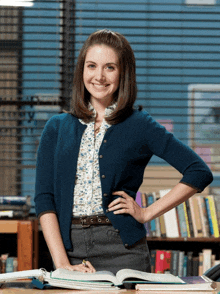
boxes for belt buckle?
[80,217,90,228]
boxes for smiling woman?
[34,29,213,277]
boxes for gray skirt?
[67,223,151,275]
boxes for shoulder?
[126,109,158,127]
[44,113,79,129]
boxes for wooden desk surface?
[0,283,219,294]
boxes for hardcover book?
[0,268,184,290]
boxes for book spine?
[202,249,212,274]
[159,189,179,238]
[204,197,214,236]
[201,196,211,237]
[182,255,188,277]
[147,194,157,237]
[177,203,188,238]
[185,200,194,237]
[0,196,28,205]
[192,197,203,237]
[187,251,193,276]
[153,193,161,238]
[197,196,209,237]
[142,193,150,237]
[170,250,179,276]
[183,202,191,237]
[192,256,199,276]
[213,195,220,235]
[164,251,171,274]
[207,196,219,238]
[155,250,165,274]
[159,214,166,238]
[198,252,203,276]
[6,257,14,273]
[178,251,184,277]
[188,198,197,237]
[150,250,156,273]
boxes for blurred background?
[0,0,220,213]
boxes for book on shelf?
[0,268,184,290]
[151,249,220,277]
[146,193,157,237]
[197,196,210,237]
[206,195,219,238]
[138,189,220,240]
[135,275,217,291]
[159,189,179,238]
[0,195,31,219]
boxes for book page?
[116,269,184,284]
[50,268,118,285]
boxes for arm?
[108,183,197,224]
[40,212,95,272]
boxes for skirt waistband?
[72,215,111,227]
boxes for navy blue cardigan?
[34,110,213,249]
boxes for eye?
[87,64,95,69]
[106,65,115,70]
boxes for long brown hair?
[71,29,137,124]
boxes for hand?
[108,191,146,224]
[57,261,96,273]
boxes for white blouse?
[72,103,117,216]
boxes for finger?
[108,198,126,208]
[113,208,129,215]
[112,191,129,198]
[84,261,96,272]
[108,203,127,212]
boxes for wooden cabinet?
[0,219,39,270]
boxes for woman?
[34,29,213,274]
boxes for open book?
[0,268,184,290]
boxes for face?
[83,45,120,106]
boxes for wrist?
[142,207,152,223]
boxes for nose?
[95,67,105,82]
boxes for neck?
[90,98,112,122]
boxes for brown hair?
[70,29,137,124]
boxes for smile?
[92,83,109,88]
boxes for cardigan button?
[125,244,129,248]
[103,139,107,143]
[101,175,106,179]
[99,155,103,158]
[115,229,120,233]
[103,193,108,197]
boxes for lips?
[93,83,108,88]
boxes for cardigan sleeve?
[34,115,59,217]
[142,112,213,192]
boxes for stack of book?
[0,195,31,219]
[138,190,220,239]
[150,248,220,276]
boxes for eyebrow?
[85,61,119,66]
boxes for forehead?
[85,45,119,63]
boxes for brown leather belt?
[72,215,111,227]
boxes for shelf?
[147,237,220,243]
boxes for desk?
[0,219,39,270]
[0,282,219,294]
[0,289,219,294]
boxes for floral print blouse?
[72,103,117,217]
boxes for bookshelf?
[0,219,39,271]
